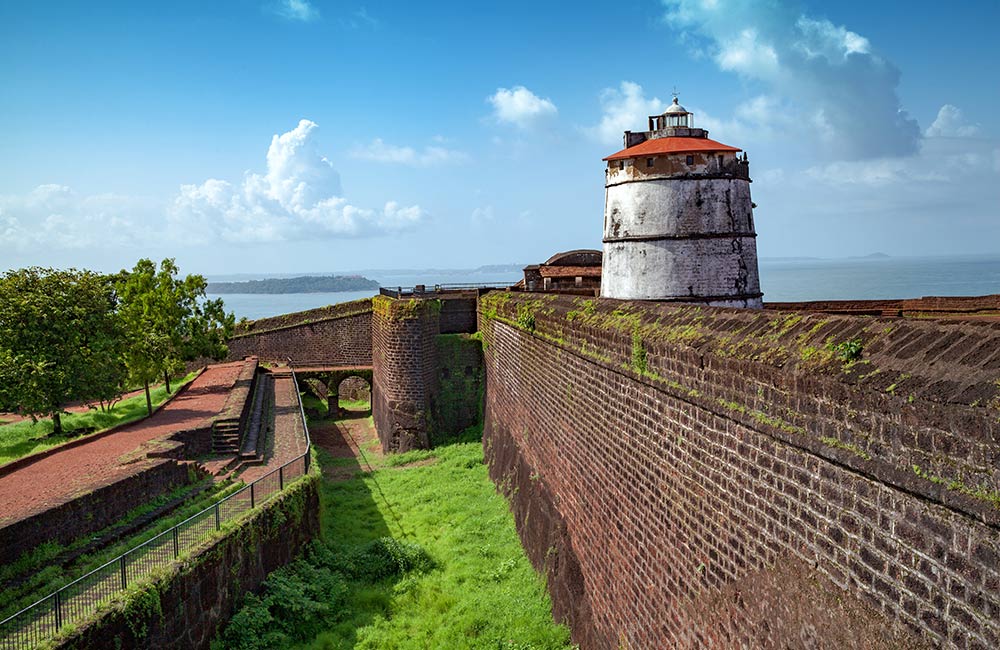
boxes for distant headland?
[207,275,379,294]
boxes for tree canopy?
[117,259,234,414]
[0,259,235,434]
[0,268,126,435]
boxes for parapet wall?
[55,472,320,650]
[480,292,1000,649]
[0,460,198,566]
[226,299,372,365]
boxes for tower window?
[646,158,654,168]
[686,155,694,165]
[619,160,626,170]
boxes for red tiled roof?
[603,137,741,161]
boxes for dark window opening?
[619,160,626,170]
[686,155,694,165]
[646,158,654,167]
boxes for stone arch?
[321,368,373,418]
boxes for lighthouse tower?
[600,95,763,308]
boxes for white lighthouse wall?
[604,178,754,239]
[601,238,761,307]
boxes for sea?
[209,255,1000,321]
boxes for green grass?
[216,424,574,650]
[0,371,199,466]
[337,398,371,412]
[0,476,244,621]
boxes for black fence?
[378,282,513,298]
[0,369,312,650]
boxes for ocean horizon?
[211,253,1000,320]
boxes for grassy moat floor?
[214,403,575,650]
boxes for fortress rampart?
[479,292,1000,649]
[226,299,373,365]
[371,295,482,451]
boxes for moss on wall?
[431,334,484,443]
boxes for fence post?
[215,502,221,531]
[173,527,179,558]
[279,466,284,491]
[250,483,255,509]
[54,590,63,630]
[119,556,127,590]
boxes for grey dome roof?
[664,97,689,114]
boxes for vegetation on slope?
[215,422,574,650]
[0,476,243,622]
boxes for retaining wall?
[0,460,199,566]
[226,300,372,365]
[54,471,320,650]
[480,292,1000,649]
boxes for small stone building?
[519,249,602,294]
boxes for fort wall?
[371,295,483,451]
[371,297,440,452]
[226,299,372,365]
[0,460,199,566]
[53,471,320,650]
[479,292,1000,649]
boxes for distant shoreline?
[207,275,379,295]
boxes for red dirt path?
[0,361,245,526]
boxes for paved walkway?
[0,361,246,526]
[238,373,309,483]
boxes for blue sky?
[2,0,998,275]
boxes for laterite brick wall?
[226,300,372,365]
[480,292,1000,649]
[371,296,484,452]
[371,297,440,452]
[0,460,199,566]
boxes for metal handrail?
[0,372,314,649]
[378,282,511,298]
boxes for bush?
[217,538,432,649]
[346,537,434,582]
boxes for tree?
[0,268,126,435]
[117,259,234,414]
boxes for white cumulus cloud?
[350,138,467,166]
[662,0,920,159]
[488,86,558,128]
[171,119,423,241]
[586,81,664,146]
[0,120,423,254]
[925,104,982,138]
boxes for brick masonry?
[0,460,199,566]
[55,474,320,650]
[226,299,372,365]
[480,292,1000,649]
[371,295,483,451]
[371,297,440,452]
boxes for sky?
[1,0,998,276]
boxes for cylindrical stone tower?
[600,96,763,308]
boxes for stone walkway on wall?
[0,361,247,527]
[236,371,309,483]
